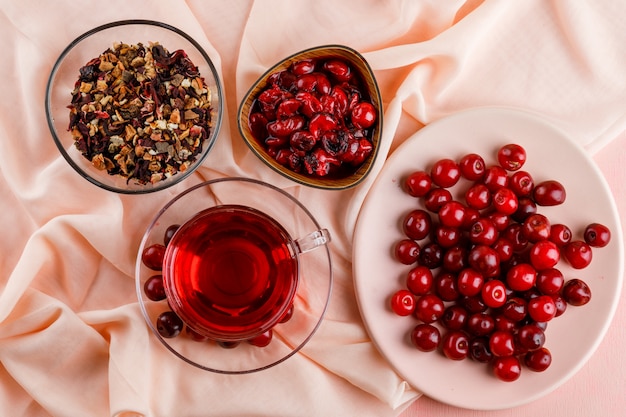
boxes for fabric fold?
[1,0,625,416]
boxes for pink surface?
[0,1,624,416]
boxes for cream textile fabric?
[1,1,625,416]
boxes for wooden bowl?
[237,45,382,190]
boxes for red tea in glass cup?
[163,204,329,342]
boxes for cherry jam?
[163,205,299,341]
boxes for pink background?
[1,1,624,416]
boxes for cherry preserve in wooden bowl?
[238,45,382,190]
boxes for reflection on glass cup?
[163,204,330,342]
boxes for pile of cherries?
[247,56,378,178]
[389,144,611,382]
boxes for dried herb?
[68,42,213,185]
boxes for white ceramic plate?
[353,107,623,410]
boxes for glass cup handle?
[295,228,331,254]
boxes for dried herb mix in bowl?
[68,42,213,185]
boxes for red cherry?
[466,312,495,336]
[492,187,519,215]
[430,158,461,188]
[536,268,564,295]
[493,356,522,382]
[549,223,572,246]
[481,279,507,308]
[468,218,498,246]
[142,244,166,271]
[485,211,511,232]
[419,242,444,269]
[390,289,416,316]
[441,305,469,330]
[553,295,568,317]
[144,275,166,301]
[462,208,481,230]
[502,297,527,322]
[497,143,527,171]
[483,165,509,191]
[492,238,514,262]
[469,337,493,362]
[276,98,302,118]
[465,183,492,210]
[562,278,592,306]
[406,265,434,295]
[529,240,560,270]
[527,295,557,322]
[506,263,536,292]
[467,245,500,278]
[438,201,466,228]
[156,311,184,338]
[533,180,566,206]
[388,143,612,382]
[459,153,486,181]
[267,115,305,138]
[291,59,315,75]
[563,240,593,269]
[489,330,516,357]
[435,272,461,301]
[395,239,421,264]
[457,268,485,297]
[323,59,352,82]
[502,223,529,252]
[414,294,445,323]
[517,324,546,352]
[350,102,377,129]
[295,73,318,92]
[441,331,469,360]
[494,315,517,332]
[248,330,273,347]
[525,347,552,372]
[164,224,180,246]
[509,170,534,196]
[434,225,462,248]
[403,209,432,240]
[248,112,269,140]
[411,323,441,352]
[405,171,432,197]
[512,197,537,223]
[522,213,551,242]
[461,295,488,314]
[424,188,453,213]
[279,305,294,323]
[295,91,322,118]
[584,223,611,248]
[314,73,332,95]
[442,245,467,272]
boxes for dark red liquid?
[163,205,298,341]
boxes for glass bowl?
[238,45,382,190]
[135,177,333,373]
[45,20,223,194]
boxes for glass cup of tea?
[163,204,330,342]
[136,177,333,373]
